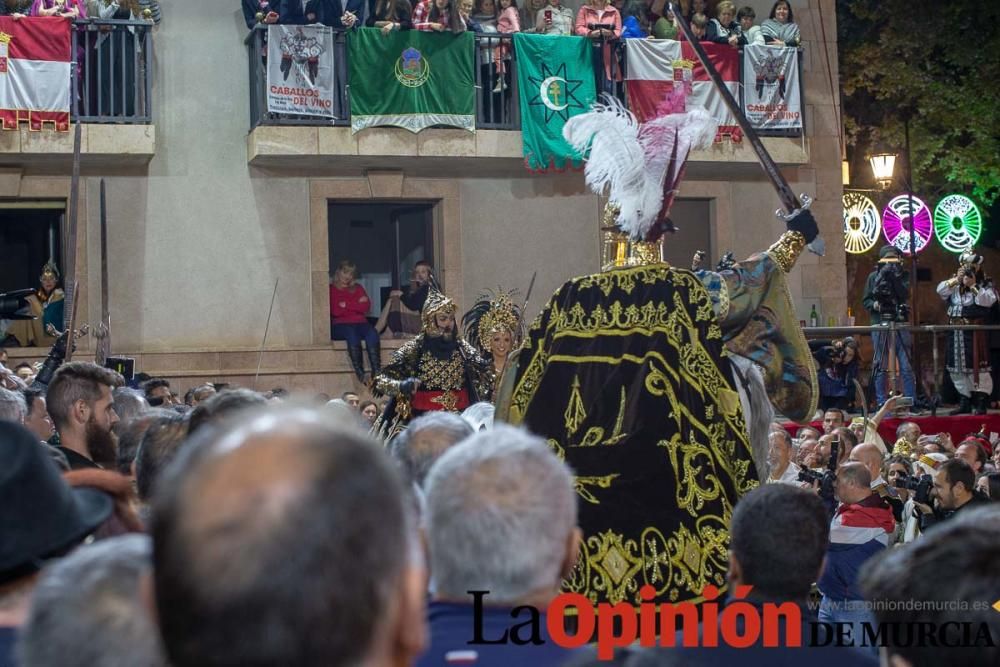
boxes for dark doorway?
[0,208,64,294]
[327,202,435,318]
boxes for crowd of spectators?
[758,402,1000,661]
[240,0,802,52]
[1,350,998,666]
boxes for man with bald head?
[150,407,427,667]
[850,442,903,524]
[818,462,895,653]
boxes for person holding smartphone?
[534,0,572,34]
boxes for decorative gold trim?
[766,231,807,273]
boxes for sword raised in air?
[668,3,824,256]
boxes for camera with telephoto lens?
[892,473,933,505]
[0,289,35,320]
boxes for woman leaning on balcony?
[412,0,465,32]
[575,0,621,86]
[30,0,86,17]
[367,0,413,34]
[760,0,799,47]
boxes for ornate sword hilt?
[775,194,825,256]
[775,193,813,222]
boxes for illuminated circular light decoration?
[882,194,931,255]
[843,192,882,254]
[933,194,982,253]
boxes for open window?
[327,202,436,321]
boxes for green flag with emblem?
[348,28,475,133]
[514,33,596,172]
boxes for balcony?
[0,19,156,168]
[245,27,810,175]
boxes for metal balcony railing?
[246,27,805,137]
[71,18,154,124]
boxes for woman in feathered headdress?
[461,289,522,392]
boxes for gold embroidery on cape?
[658,433,725,517]
[506,265,758,605]
[564,376,587,436]
[574,474,620,504]
[567,387,628,449]
[565,518,731,605]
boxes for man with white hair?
[0,386,26,424]
[766,428,800,484]
[389,411,473,489]
[418,425,582,666]
[19,535,168,667]
[0,387,68,470]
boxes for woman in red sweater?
[330,260,381,383]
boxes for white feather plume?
[564,97,719,240]
[562,95,663,240]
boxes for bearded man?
[45,362,122,470]
[372,289,491,440]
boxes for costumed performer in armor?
[372,287,492,440]
[461,288,523,400]
[8,261,65,348]
[937,249,997,415]
[494,96,820,607]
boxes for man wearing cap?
[862,245,916,408]
[0,422,113,665]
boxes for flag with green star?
[513,33,596,172]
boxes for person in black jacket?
[242,0,305,29]
[376,260,435,337]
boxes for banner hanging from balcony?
[266,25,336,118]
[514,33,596,172]
[348,28,474,133]
[0,16,71,131]
[624,40,740,142]
[741,44,801,131]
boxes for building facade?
[1,0,845,398]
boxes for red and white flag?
[0,17,71,131]
[625,39,741,142]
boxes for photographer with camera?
[936,252,997,415]
[810,337,860,411]
[817,461,895,652]
[914,457,990,532]
[862,246,916,409]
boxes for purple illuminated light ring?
[882,194,931,255]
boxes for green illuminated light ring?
[933,194,982,253]
[843,192,881,254]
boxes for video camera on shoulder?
[892,472,932,505]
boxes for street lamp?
[869,153,897,189]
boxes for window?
[0,206,63,296]
[327,202,435,318]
